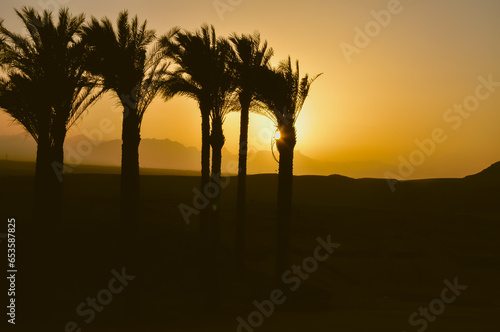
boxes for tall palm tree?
[0,73,56,209]
[0,74,52,192]
[0,7,101,329]
[208,82,237,265]
[160,25,231,247]
[81,11,171,226]
[257,57,321,281]
[229,32,273,276]
[0,7,100,213]
[207,37,235,257]
[160,25,234,306]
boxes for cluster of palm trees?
[0,7,320,281]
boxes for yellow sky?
[1,0,500,178]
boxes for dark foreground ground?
[1,160,499,331]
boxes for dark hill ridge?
[465,161,500,180]
[0,159,499,331]
[1,160,498,219]
[1,159,499,182]
[291,162,500,219]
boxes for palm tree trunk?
[119,107,141,267]
[30,135,55,328]
[199,108,212,306]
[120,108,141,228]
[235,93,251,277]
[210,116,224,254]
[51,132,65,220]
[33,114,52,216]
[119,107,142,323]
[30,127,65,329]
[33,138,52,213]
[29,109,55,329]
[209,115,224,306]
[211,143,222,252]
[47,134,64,325]
[200,109,211,247]
[276,124,296,282]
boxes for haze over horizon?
[1,0,499,179]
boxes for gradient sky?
[1,0,500,178]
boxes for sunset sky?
[1,0,499,179]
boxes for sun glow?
[0,1,499,179]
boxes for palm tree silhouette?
[160,25,235,306]
[229,32,273,277]
[0,74,52,196]
[257,57,321,280]
[0,7,101,329]
[208,36,235,258]
[160,25,231,247]
[0,7,101,218]
[82,11,171,226]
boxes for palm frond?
[0,6,100,144]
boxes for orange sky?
[1,0,500,179]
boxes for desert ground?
[1,160,499,331]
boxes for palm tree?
[229,32,273,276]
[0,7,100,213]
[160,25,231,247]
[207,37,235,257]
[160,25,234,306]
[0,7,101,329]
[208,79,237,263]
[257,57,321,281]
[0,73,52,194]
[0,73,56,209]
[81,11,171,226]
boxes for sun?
[274,131,281,140]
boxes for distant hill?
[0,134,394,177]
[465,161,500,178]
[0,160,200,176]
[464,161,500,185]
[0,134,202,171]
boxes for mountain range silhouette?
[0,134,393,177]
